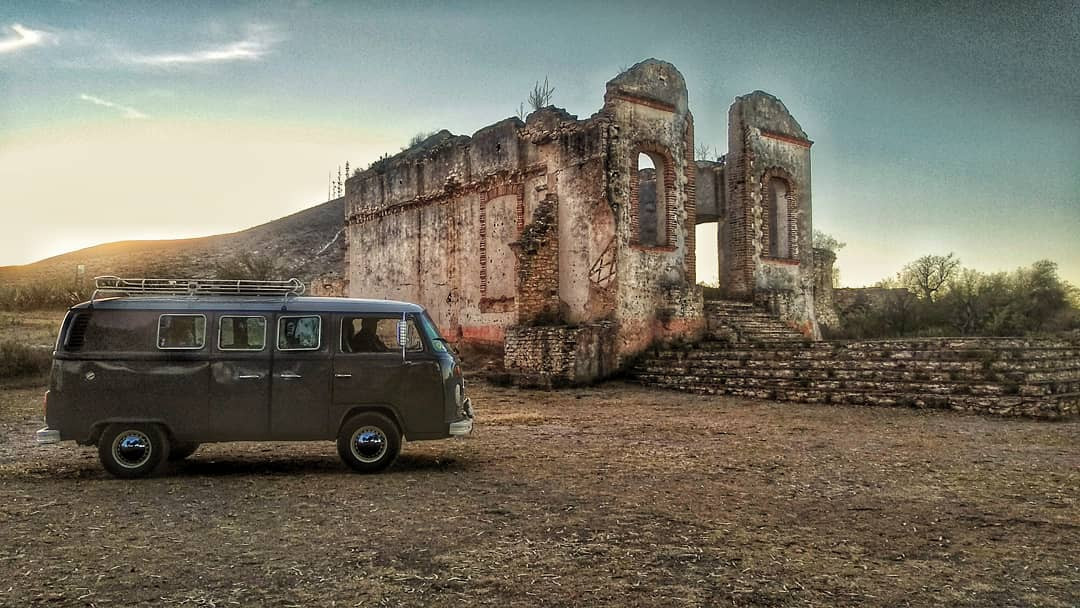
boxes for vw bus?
[35,277,473,478]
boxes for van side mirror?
[397,320,408,348]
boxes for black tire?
[168,442,200,461]
[98,423,170,478]
[336,412,401,473]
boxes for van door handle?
[334,373,352,379]
[237,374,261,380]
[277,373,302,379]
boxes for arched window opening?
[637,152,665,247]
[767,177,791,258]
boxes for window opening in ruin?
[637,152,665,246]
[767,177,791,258]
[695,222,720,287]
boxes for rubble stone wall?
[812,248,839,330]
[504,322,617,386]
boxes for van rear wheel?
[98,423,169,478]
[337,413,401,473]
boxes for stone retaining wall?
[633,336,1080,418]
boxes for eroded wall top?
[604,59,688,114]
[730,91,808,140]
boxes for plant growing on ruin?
[403,131,438,151]
[812,230,846,253]
[526,76,555,111]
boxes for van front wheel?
[98,423,169,478]
[337,413,401,473]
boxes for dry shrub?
[0,341,52,379]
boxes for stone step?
[634,370,1080,398]
[694,337,1080,352]
[707,324,806,332]
[704,300,756,308]
[708,313,780,321]
[642,381,1078,418]
[682,343,1080,363]
[648,351,1080,372]
[635,360,1080,384]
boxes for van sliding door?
[270,314,331,440]
[209,314,271,440]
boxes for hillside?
[0,198,346,290]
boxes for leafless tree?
[901,253,961,301]
[695,142,715,161]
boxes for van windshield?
[417,312,449,354]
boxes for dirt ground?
[1,380,1077,607]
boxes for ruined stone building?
[345,59,818,382]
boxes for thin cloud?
[78,94,149,119]
[0,23,50,54]
[126,25,280,66]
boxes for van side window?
[219,316,266,351]
[341,317,423,353]
[158,315,206,350]
[74,310,153,352]
[278,315,321,351]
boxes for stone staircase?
[632,337,1080,418]
[705,300,807,343]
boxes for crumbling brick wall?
[511,195,559,324]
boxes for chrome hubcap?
[112,431,152,469]
[350,426,387,463]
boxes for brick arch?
[758,166,799,260]
[628,143,677,250]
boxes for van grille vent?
[66,313,92,351]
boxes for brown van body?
[40,295,473,470]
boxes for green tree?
[900,253,960,301]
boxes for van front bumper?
[449,398,473,436]
[36,427,61,444]
[449,419,473,436]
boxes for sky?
[0,0,1077,287]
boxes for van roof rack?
[90,276,306,307]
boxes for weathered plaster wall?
[724,91,818,338]
[345,60,820,381]
[346,59,705,370]
[603,60,705,364]
[343,90,617,350]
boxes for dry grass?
[0,380,1077,606]
[0,311,66,347]
[0,312,64,381]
